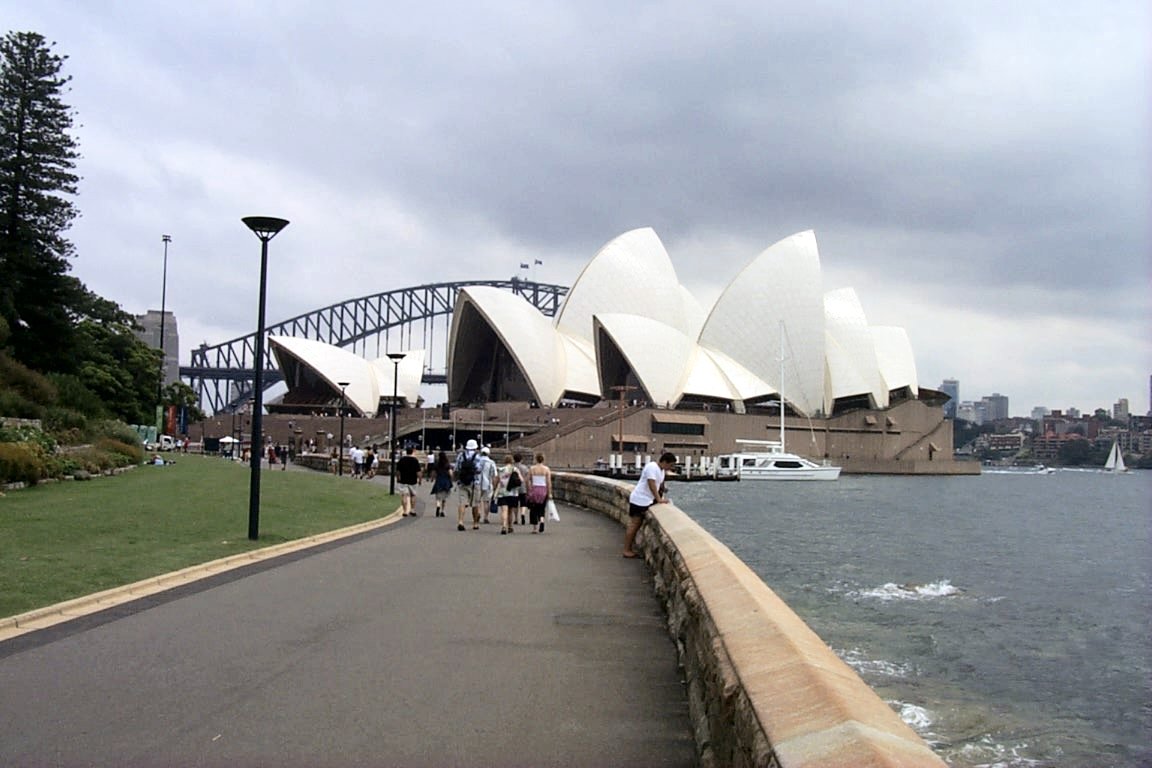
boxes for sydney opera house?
[263,228,966,474]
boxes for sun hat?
[480,446,490,455]
[465,439,478,450]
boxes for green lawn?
[0,455,398,617]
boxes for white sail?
[1104,441,1127,473]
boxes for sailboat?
[1104,441,1129,474]
[715,323,841,481]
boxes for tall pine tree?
[0,31,83,371]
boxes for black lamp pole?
[157,234,171,408]
[337,381,350,476]
[387,352,405,494]
[241,216,289,540]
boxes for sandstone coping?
[552,472,947,768]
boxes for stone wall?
[552,472,947,768]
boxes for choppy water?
[670,470,1152,768]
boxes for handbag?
[546,499,559,522]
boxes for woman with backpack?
[496,454,523,535]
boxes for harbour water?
[670,470,1151,768]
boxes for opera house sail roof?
[447,228,921,418]
[262,227,921,421]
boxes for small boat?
[716,439,841,481]
[1104,441,1129,474]
[982,463,1056,475]
[714,321,841,481]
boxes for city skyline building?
[135,310,180,388]
[939,379,959,419]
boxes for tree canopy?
[0,31,172,426]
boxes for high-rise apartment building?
[939,379,959,419]
[134,310,180,388]
[982,393,1009,422]
[1113,398,1130,421]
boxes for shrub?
[0,354,57,405]
[96,437,142,465]
[42,405,89,435]
[0,441,48,485]
[0,388,44,420]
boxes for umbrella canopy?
[219,436,238,444]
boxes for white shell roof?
[451,287,566,404]
[594,314,695,407]
[269,335,425,415]
[870,326,919,395]
[555,227,701,342]
[698,230,827,416]
[824,287,888,409]
[443,227,918,416]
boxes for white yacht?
[716,439,841,481]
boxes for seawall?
[552,472,947,768]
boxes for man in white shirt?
[477,446,499,524]
[623,452,677,558]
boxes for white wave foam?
[837,647,912,678]
[957,735,1044,767]
[890,700,935,731]
[853,579,961,601]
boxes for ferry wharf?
[0,474,946,768]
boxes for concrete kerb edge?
[0,507,404,640]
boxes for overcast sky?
[7,1,1150,416]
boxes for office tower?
[1113,398,1129,421]
[983,393,1009,422]
[134,310,180,387]
[939,379,959,419]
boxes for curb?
[0,511,401,642]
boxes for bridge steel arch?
[182,280,569,415]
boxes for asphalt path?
[0,481,696,768]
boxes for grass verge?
[0,455,397,617]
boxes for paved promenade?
[0,482,696,767]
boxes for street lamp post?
[337,381,350,476]
[157,234,172,424]
[241,216,289,540]
[611,385,630,473]
[387,353,405,494]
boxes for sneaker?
[500,528,508,535]
[538,522,545,533]
[457,524,466,531]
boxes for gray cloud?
[6,0,1149,412]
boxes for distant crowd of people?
[385,439,678,558]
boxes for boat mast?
[778,321,786,453]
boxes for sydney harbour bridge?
[180,279,568,415]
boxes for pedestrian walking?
[525,453,552,533]
[497,455,523,535]
[623,452,676,558]
[396,446,423,517]
[513,452,531,526]
[430,451,453,517]
[455,439,483,531]
[478,446,498,524]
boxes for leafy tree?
[0,31,83,372]
[1057,437,1092,466]
[68,288,161,424]
[162,381,206,423]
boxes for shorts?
[458,484,480,506]
[628,502,652,518]
[480,488,494,503]
[498,495,520,508]
[398,483,417,497]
